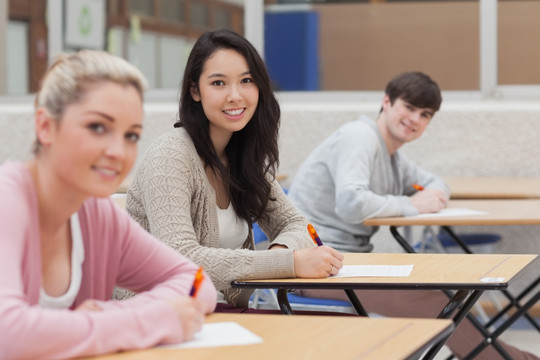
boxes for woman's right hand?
[293,246,344,278]
[166,297,206,341]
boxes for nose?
[104,135,126,159]
[409,110,421,123]
[227,84,242,103]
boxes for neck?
[376,115,402,155]
[28,158,86,235]
[209,128,233,161]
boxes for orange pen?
[412,184,424,191]
[307,224,323,246]
[189,267,204,297]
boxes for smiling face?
[377,95,434,154]
[36,81,143,198]
[191,48,259,148]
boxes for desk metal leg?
[438,290,469,319]
[389,226,513,360]
[441,226,540,333]
[484,275,540,332]
[344,289,369,316]
[464,289,540,360]
[435,290,513,360]
[390,226,416,253]
[440,226,473,254]
[422,290,488,360]
[276,289,294,315]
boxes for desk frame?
[388,224,539,360]
[232,252,528,360]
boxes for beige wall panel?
[315,3,479,90]
[498,1,540,85]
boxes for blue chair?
[249,289,356,314]
[252,222,268,246]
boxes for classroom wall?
[2,99,539,295]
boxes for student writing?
[126,28,343,312]
[0,50,217,359]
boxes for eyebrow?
[207,70,251,79]
[85,111,143,129]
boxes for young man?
[288,72,539,360]
[289,71,449,252]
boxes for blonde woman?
[0,50,216,359]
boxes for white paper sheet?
[158,322,263,349]
[333,264,414,278]
[411,208,488,218]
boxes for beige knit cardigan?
[127,128,315,307]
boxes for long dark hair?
[175,28,280,223]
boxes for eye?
[125,132,140,143]
[211,80,225,86]
[405,104,414,111]
[88,123,106,134]
[241,77,254,84]
[421,112,433,120]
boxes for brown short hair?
[385,72,442,112]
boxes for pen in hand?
[307,224,323,246]
[189,267,204,297]
[412,184,424,191]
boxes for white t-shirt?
[39,213,85,309]
[216,203,249,303]
[216,203,249,250]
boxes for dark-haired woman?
[127,28,343,310]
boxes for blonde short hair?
[34,50,147,152]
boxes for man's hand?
[410,188,448,214]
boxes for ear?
[35,107,56,147]
[381,94,391,111]
[190,82,201,102]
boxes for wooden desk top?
[445,176,540,199]
[80,313,453,360]
[233,253,536,290]
[364,199,540,226]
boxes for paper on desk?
[159,322,263,349]
[412,208,488,218]
[333,264,414,278]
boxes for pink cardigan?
[0,162,217,360]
